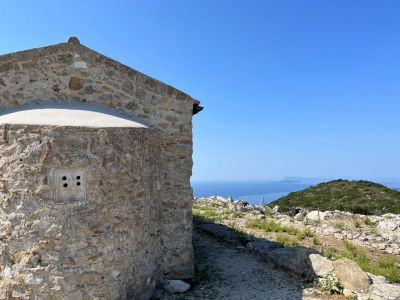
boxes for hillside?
[269,179,400,215]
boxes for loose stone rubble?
[197,196,400,256]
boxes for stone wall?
[0,39,198,296]
[0,125,164,299]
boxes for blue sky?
[1,1,399,182]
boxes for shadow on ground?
[155,216,321,300]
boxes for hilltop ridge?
[269,179,400,215]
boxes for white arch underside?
[0,103,148,128]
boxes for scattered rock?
[306,210,326,222]
[68,76,85,90]
[367,273,400,300]
[163,280,190,294]
[198,223,243,242]
[247,240,283,255]
[369,281,400,300]
[309,254,333,277]
[25,273,43,285]
[267,246,318,277]
[333,258,371,294]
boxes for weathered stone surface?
[367,273,400,300]
[163,280,190,293]
[369,282,400,300]
[0,126,165,299]
[309,254,333,277]
[198,223,241,241]
[0,40,200,299]
[0,62,12,73]
[267,246,318,277]
[306,210,326,222]
[68,76,85,90]
[247,240,283,255]
[333,258,371,294]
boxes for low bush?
[312,237,321,245]
[321,247,337,259]
[353,219,361,228]
[364,217,373,226]
[342,241,400,283]
[320,274,343,295]
[334,222,345,230]
[232,211,243,218]
[276,233,299,247]
[246,219,301,235]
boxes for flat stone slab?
[266,246,319,277]
[247,240,283,255]
[198,223,241,241]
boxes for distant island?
[269,179,400,215]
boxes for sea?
[192,178,400,205]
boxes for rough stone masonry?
[0,37,201,299]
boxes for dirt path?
[155,229,319,300]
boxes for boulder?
[247,240,283,256]
[306,210,326,222]
[163,280,190,293]
[367,273,400,300]
[198,223,244,243]
[369,282,400,300]
[333,258,371,294]
[267,246,318,277]
[309,254,333,277]
[294,212,305,220]
[377,218,400,235]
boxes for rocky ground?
[155,227,348,299]
[157,196,400,300]
[155,230,310,300]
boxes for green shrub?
[246,219,301,236]
[312,237,321,245]
[334,222,345,230]
[343,240,357,253]
[263,209,274,217]
[295,228,314,240]
[350,205,372,215]
[232,211,243,218]
[378,256,397,269]
[302,228,314,237]
[364,217,373,226]
[276,233,299,247]
[192,206,229,221]
[342,241,400,283]
[320,274,343,295]
[369,227,378,235]
[353,219,361,228]
[321,247,337,259]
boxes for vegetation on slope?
[269,179,400,215]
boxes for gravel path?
[155,229,313,300]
